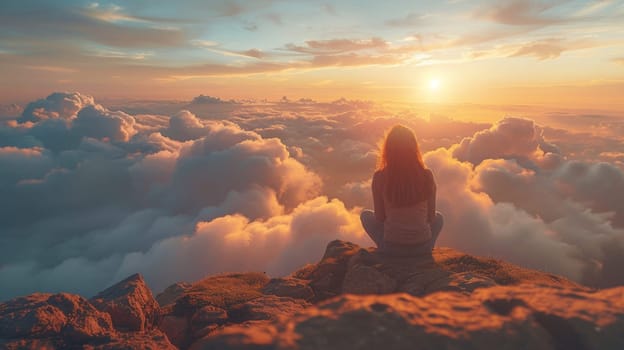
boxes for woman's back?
[361,124,443,256]
[373,169,434,245]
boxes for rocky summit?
[1,240,624,349]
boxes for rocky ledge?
[1,240,623,349]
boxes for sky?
[1,0,623,114]
[1,1,624,300]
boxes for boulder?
[190,306,228,339]
[171,292,216,319]
[194,285,624,349]
[0,338,57,350]
[90,274,159,332]
[171,272,269,316]
[228,295,308,323]
[398,270,496,296]
[294,241,585,300]
[302,240,361,301]
[0,293,115,347]
[397,269,452,296]
[0,293,70,338]
[431,247,582,288]
[156,273,270,348]
[188,321,278,350]
[159,314,188,349]
[84,329,178,350]
[475,285,624,349]
[342,265,397,295]
[156,282,192,307]
[320,240,361,261]
[280,292,551,350]
[261,277,314,301]
[425,272,497,294]
[0,289,178,350]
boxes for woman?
[360,125,443,256]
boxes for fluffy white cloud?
[113,196,366,292]
[0,196,366,297]
[17,92,95,123]
[162,110,211,141]
[0,93,328,299]
[428,118,624,287]
[426,148,597,283]
[72,105,137,142]
[452,117,562,168]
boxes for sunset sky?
[1,0,623,112]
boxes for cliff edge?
[2,240,623,349]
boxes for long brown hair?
[377,125,429,206]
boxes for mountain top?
[2,240,623,349]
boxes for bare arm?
[372,171,386,222]
[427,169,437,223]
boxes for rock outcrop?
[0,291,175,349]
[2,240,624,349]
[261,278,314,301]
[0,293,114,342]
[198,286,624,349]
[291,240,581,301]
[156,282,192,308]
[157,272,272,349]
[90,273,159,332]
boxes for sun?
[428,78,441,91]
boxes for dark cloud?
[217,1,245,17]
[0,3,187,48]
[511,39,564,59]
[0,103,23,120]
[385,12,426,27]
[240,48,266,59]
[128,60,295,79]
[510,38,599,60]
[476,0,565,26]
[309,53,404,67]
[190,95,236,105]
[321,3,336,15]
[243,20,259,31]
[286,37,389,55]
[264,12,282,25]
[552,161,624,227]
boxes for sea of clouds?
[1,92,624,300]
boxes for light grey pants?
[360,209,444,256]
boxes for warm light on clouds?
[1,91,624,300]
[0,0,621,111]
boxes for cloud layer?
[1,92,624,300]
[0,92,356,299]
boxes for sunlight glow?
[429,78,441,91]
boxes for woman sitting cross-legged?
[360,124,443,256]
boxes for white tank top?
[383,198,432,245]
